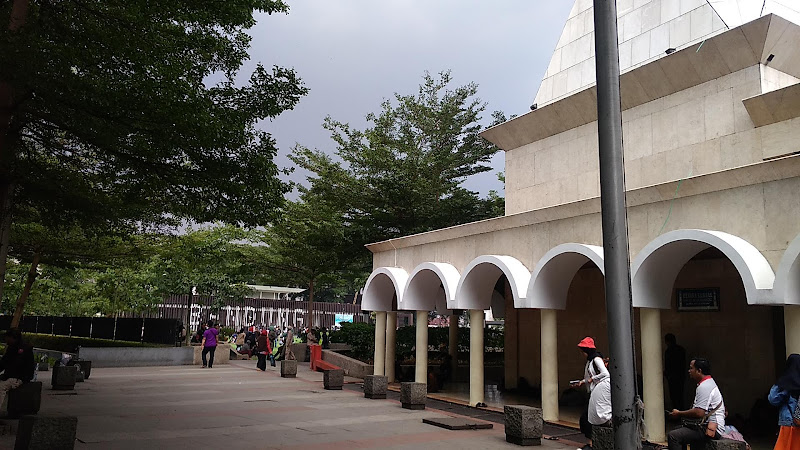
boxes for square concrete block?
[323,369,344,390]
[280,359,297,378]
[364,375,387,399]
[591,425,613,450]
[7,382,42,418]
[36,363,49,372]
[15,414,77,450]
[400,382,426,410]
[504,405,542,446]
[51,366,77,390]
[704,439,747,450]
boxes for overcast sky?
[246,1,574,197]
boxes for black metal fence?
[0,316,178,345]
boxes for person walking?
[574,337,610,450]
[769,353,800,449]
[201,320,219,368]
[255,330,272,371]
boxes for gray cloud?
[245,1,573,197]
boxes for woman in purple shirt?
[201,320,220,368]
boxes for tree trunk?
[307,278,315,328]
[0,0,31,309]
[0,181,13,306]
[10,251,40,328]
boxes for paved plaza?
[0,360,589,449]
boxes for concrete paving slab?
[0,359,593,449]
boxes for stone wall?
[79,346,194,368]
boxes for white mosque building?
[361,0,800,442]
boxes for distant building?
[246,285,306,300]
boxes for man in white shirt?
[667,358,726,450]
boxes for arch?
[631,229,775,309]
[401,262,459,313]
[453,255,531,310]
[362,267,408,312]
[526,243,605,310]
[774,233,800,305]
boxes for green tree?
[0,0,307,307]
[255,198,349,326]
[291,71,504,247]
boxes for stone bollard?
[78,361,91,379]
[51,366,77,390]
[591,425,613,450]
[704,439,747,450]
[364,375,387,399]
[15,414,78,450]
[400,382,426,410]
[74,365,85,383]
[280,359,297,378]
[323,368,344,390]
[67,360,91,379]
[7,382,43,418]
[504,405,543,446]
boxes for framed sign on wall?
[676,288,720,312]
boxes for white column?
[449,311,459,376]
[374,311,386,376]
[385,311,397,383]
[641,308,666,443]
[786,305,800,356]
[415,310,428,383]
[540,308,559,422]
[469,309,484,406]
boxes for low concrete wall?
[78,347,194,368]
[191,344,230,366]
[321,350,372,379]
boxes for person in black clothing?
[320,327,330,350]
[664,333,687,411]
[0,329,35,407]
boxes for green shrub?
[330,322,374,361]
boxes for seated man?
[667,358,726,450]
[0,329,35,407]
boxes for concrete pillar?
[385,311,397,383]
[640,307,666,443]
[373,311,386,376]
[786,305,800,356]
[540,308,559,422]
[449,311,459,376]
[469,309,484,406]
[415,310,428,383]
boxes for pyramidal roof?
[534,0,800,107]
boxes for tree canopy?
[290,71,504,244]
[0,0,308,320]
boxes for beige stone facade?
[362,5,800,442]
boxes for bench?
[7,382,42,418]
[315,360,340,372]
[705,439,747,450]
